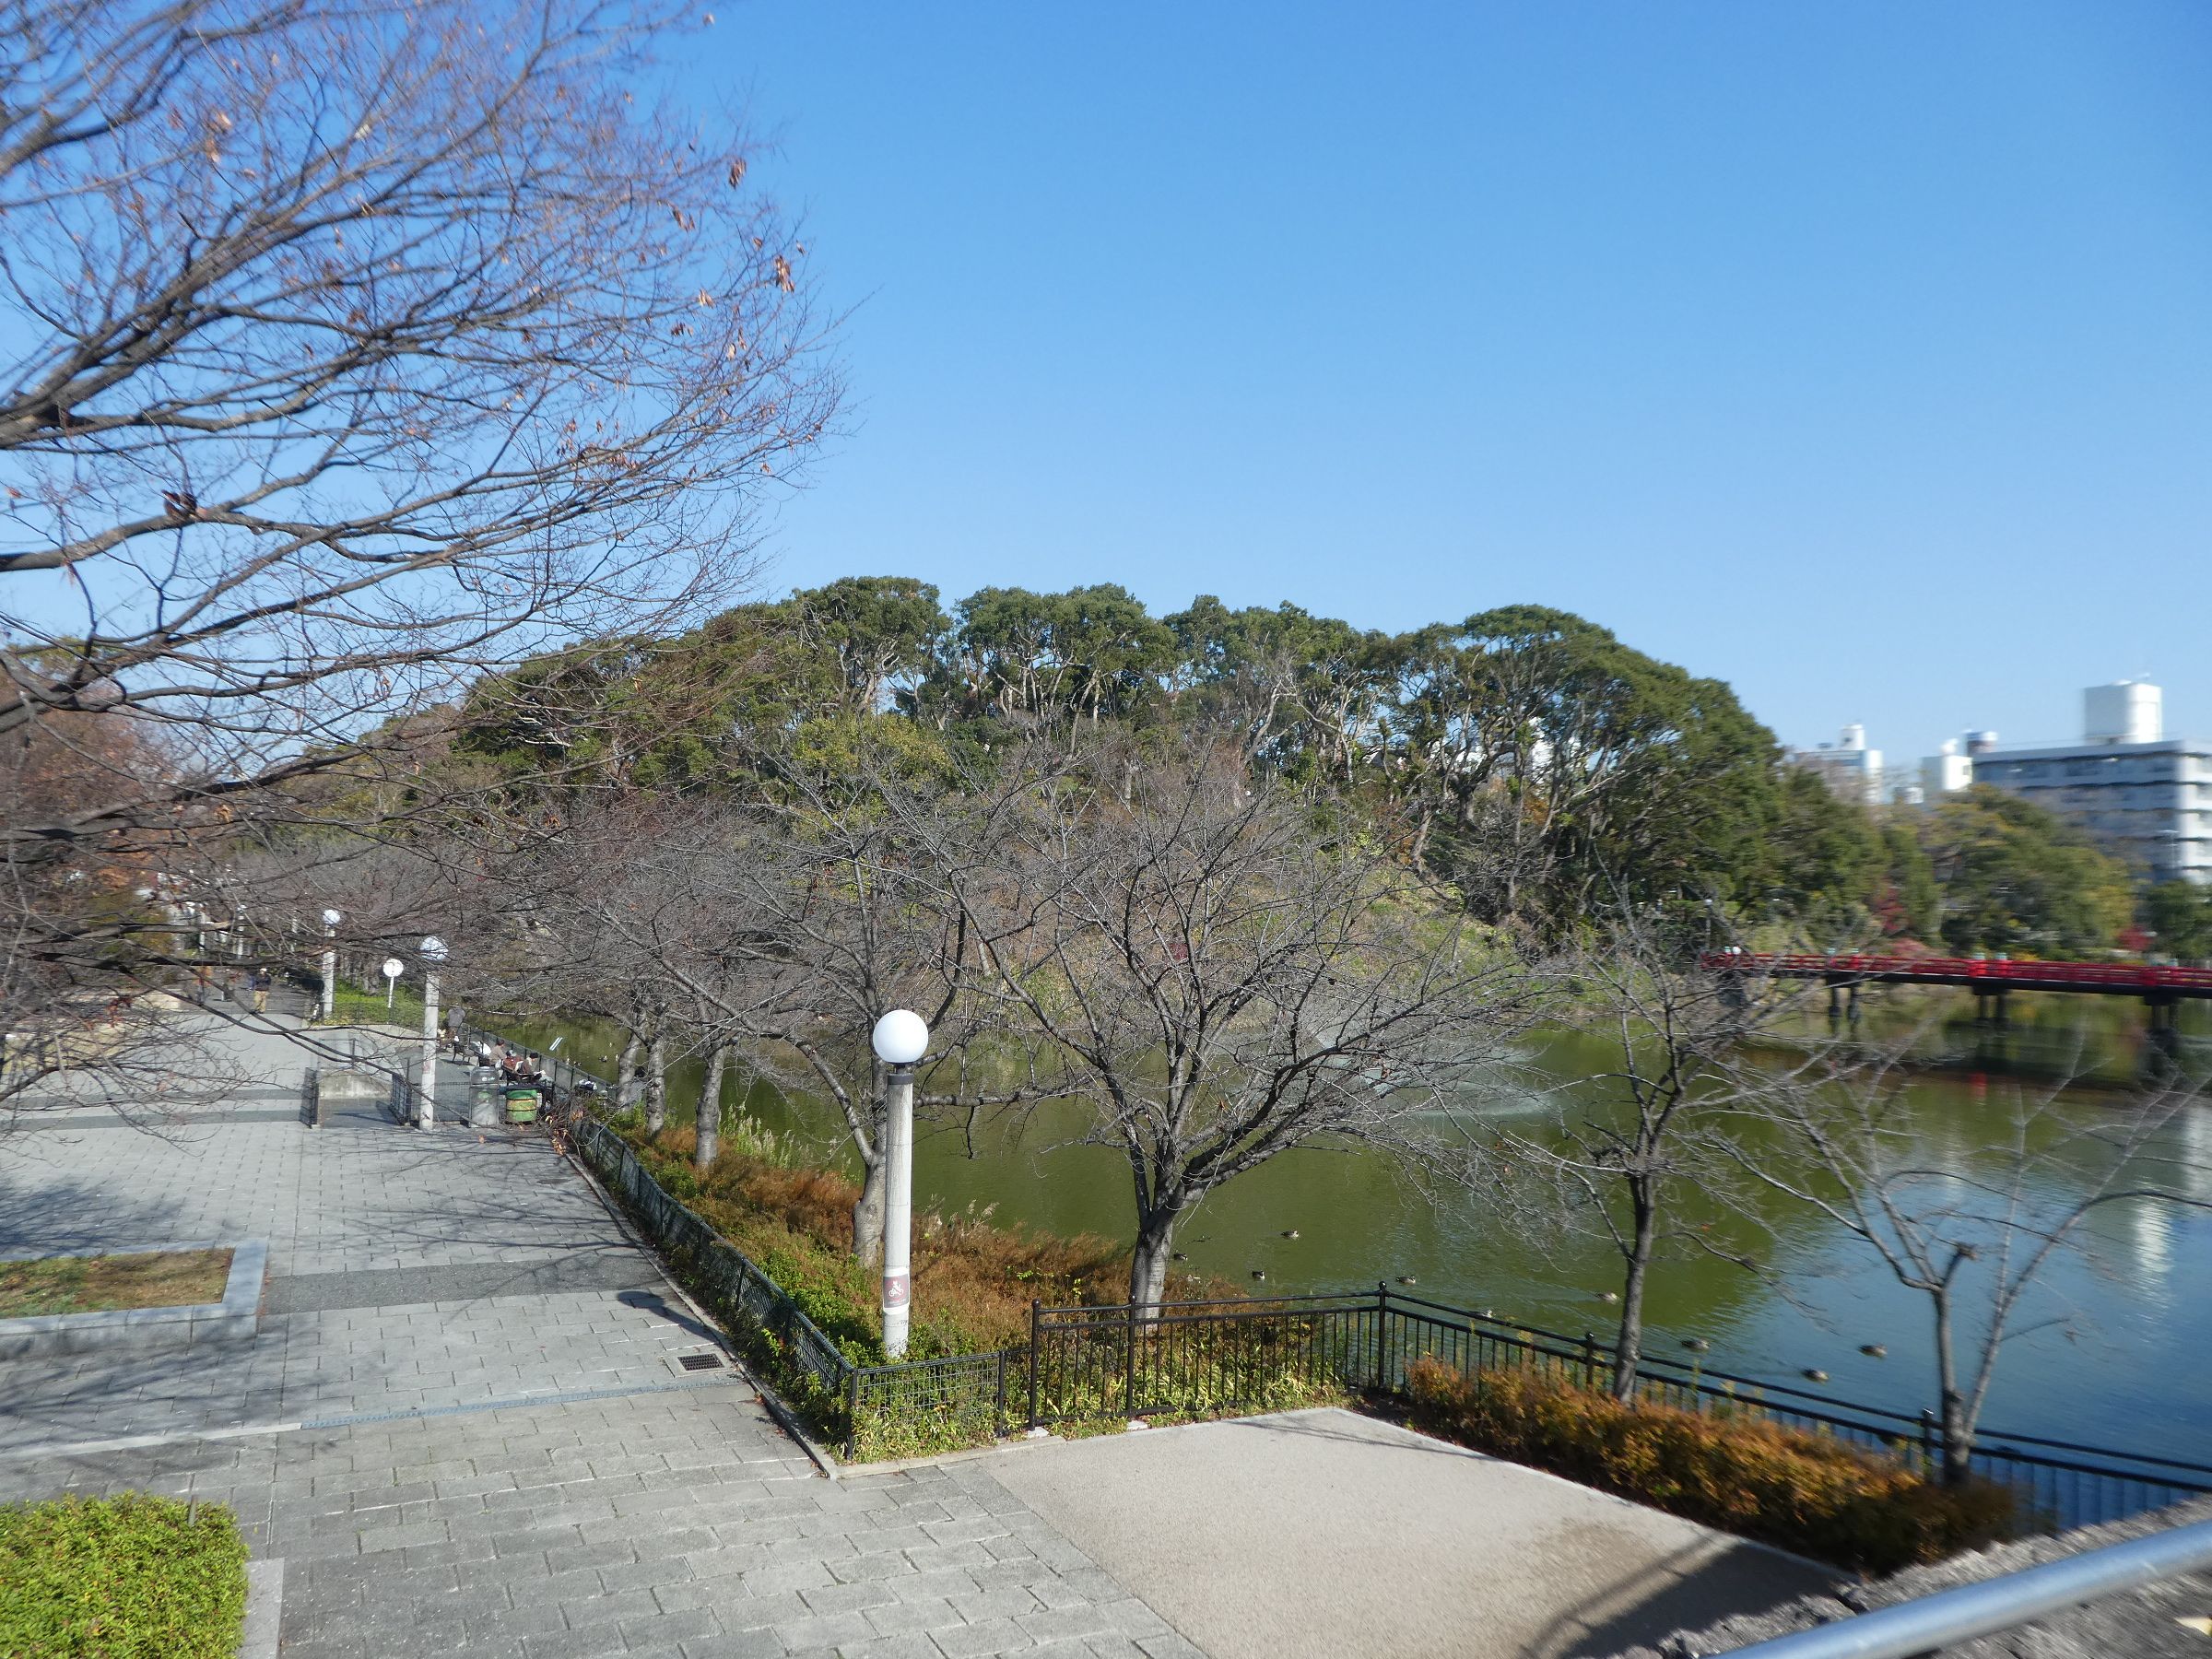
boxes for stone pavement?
[0,1013,1194,1657]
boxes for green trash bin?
[503,1086,540,1124]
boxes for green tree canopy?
[1916,786,2133,955]
[2141,880,2212,963]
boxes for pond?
[507,989,2212,1467]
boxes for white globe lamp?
[871,1009,929,1066]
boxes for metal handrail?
[1703,950,2212,992]
[1723,1516,2212,1657]
[1378,1289,2212,1477]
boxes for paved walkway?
[0,1015,1185,1658]
[1,1011,1835,1658]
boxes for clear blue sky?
[695,1,2211,769]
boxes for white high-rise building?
[1791,724,1884,806]
[1970,682,2212,884]
[1921,739,1973,798]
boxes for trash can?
[502,1086,540,1125]
[469,1065,500,1128]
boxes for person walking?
[250,968,273,1013]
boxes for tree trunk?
[1932,1290,1974,1485]
[1610,1191,1657,1402]
[616,1030,643,1112]
[1128,1206,1182,1316]
[643,1030,667,1134]
[696,1043,730,1173]
[852,1151,887,1265]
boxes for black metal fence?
[515,1053,2211,1531]
[570,1115,857,1407]
[1026,1291,1381,1428]
[1018,1284,2212,1533]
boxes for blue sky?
[695,1,2211,769]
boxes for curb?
[0,1239,267,1360]
[556,1124,843,1481]
[241,1558,283,1659]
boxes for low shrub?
[0,1492,248,1658]
[1403,1356,2017,1572]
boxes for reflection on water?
[520,989,2212,1465]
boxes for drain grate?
[670,1350,724,1374]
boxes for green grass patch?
[323,981,425,1028]
[1404,1355,2018,1572]
[0,1493,248,1658]
[0,1252,232,1320]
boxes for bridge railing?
[1703,951,2212,991]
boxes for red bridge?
[1700,952,2212,1030]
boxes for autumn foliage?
[625,1124,1131,1361]
[1404,1356,2017,1571]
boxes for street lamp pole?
[320,909,342,1023]
[419,936,448,1128]
[870,1009,929,1360]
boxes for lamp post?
[320,909,342,1023]
[870,1009,929,1360]
[418,935,447,1128]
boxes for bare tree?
[493,796,735,1138]
[693,759,1046,1264]
[1724,1041,2211,1485]
[1498,914,1818,1400]
[1,0,837,1098]
[921,740,1544,1312]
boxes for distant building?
[1790,724,1883,806]
[1970,682,2212,885]
[1921,738,1973,799]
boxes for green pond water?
[507,991,2212,1468]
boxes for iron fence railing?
[569,1114,857,1406]
[1023,1286,2212,1533]
[492,1034,2210,1529]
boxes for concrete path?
[980,1411,1837,1659]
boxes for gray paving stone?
[926,1618,1036,1658]
[1017,1606,1121,1646]
[0,1015,1189,1659]
[947,1587,1043,1624]
[679,1630,790,1659]
[625,1607,724,1645]
[837,1635,945,1659]
[797,1579,903,1616]
[863,1595,962,1636]
[558,1586,664,1630]
[771,1610,878,1650]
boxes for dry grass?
[0,1250,232,1320]
[1405,1356,2018,1571]
[623,1124,1138,1361]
